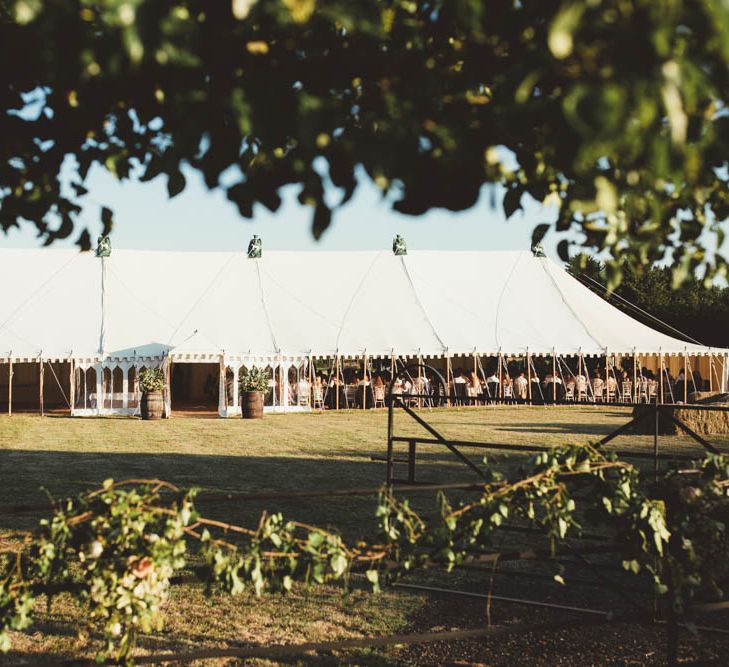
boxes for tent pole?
[498,350,503,403]
[336,355,340,411]
[218,356,226,417]
[472,350,477,408]
[166,359,173,418]
[526,349,532,403]
[7,356,12,417]
[684,351,688,403]
[418,352,423,409]
[552,349,557,404]
[577,347,590,402]
[390,351,395,383]
[604,350,609,403]
[308,354,313,407]
[632,350,637,403]
[39,355,44,417]
[69,359,75,415]
[659,354,664,404]
[446,353,452,407]
[363,354,367,410]
[709,354,714,392]
[577,352,582,402]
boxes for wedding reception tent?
[0,246,725,416]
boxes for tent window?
[112,367,124,408]
[102,367,113,409]
[74,367,97,410]
[225,367,235,407]
[262,365,275,407]
[128,367,138,408]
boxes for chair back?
[621,381,632,401]
[592,378,604,398]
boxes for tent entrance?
[171,362,219,416]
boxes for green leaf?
[167,170,186,198]
[503,187,523,219]
[307,531,325,548]
[330,553,347,577]
[531,223,550,248]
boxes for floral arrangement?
[138,367,165,393]
[238,367,270,393]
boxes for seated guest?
[592,373,604,400]
[485,370,499,402]
[514,372,528,402]
[674,370,686,402]
[576,373,587,400]
[452,368,467,404]
[502,376,514,403]
[606,374,617,400]
[530,373,543,404]
[564,376,576,400]
[467,371,482,402]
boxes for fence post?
[386,396,395,485]
[408,440,416,483]
[654,402,659,483]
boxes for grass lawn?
[0,405,725,664]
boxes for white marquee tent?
[0,247,725,415]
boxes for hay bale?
[631,402,729,436]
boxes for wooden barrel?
[140,391,164,420]
[241,390,264,419]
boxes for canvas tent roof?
[0,248,721,362]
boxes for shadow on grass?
[0,448,491,538]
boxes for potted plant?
[239,367,269,419]
[139,367,165,420]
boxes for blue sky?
[1,162,566,259]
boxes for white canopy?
[0,248,720,362]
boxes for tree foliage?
[568,254,729,347]
[0,0,727,284]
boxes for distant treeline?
[566,257,729,349]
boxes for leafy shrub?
[139,367,164,393]
[239,367,270,393]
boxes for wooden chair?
[297,381,310,407]
[312,385,324,410]
[576,377,588,402]
[606,379,617,403]
[373,384,386,408]
[564,384,575,402]
[621,381,632,403]
[648,380,658,402]
[592,378,604,402]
